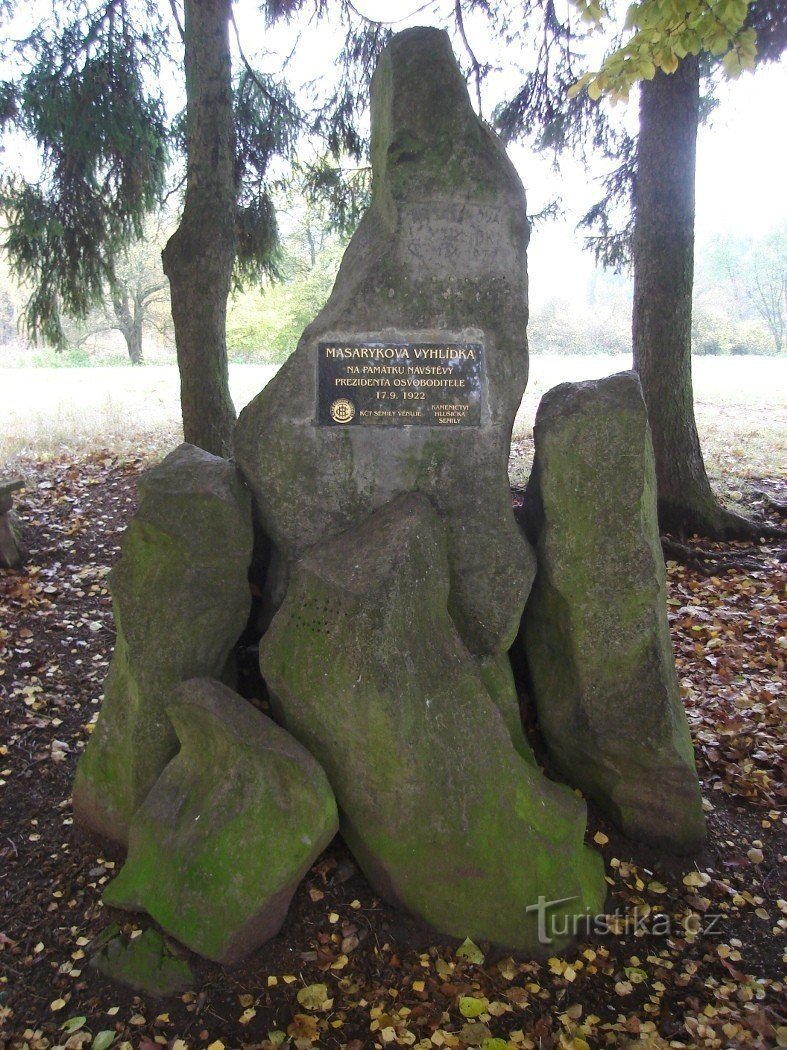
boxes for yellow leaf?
[683,870,711,888]
[456,937,485,964]
[287,1015,319,1042]
[296,983,331,1011]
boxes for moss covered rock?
[73,444,253,845]
[234,27,534,656]
[90,927,193,997]
[521,372,705,852]
[477,652,536,766]
[259,494,605,954]
[103,678,338,964]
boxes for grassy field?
[1,356,785,493]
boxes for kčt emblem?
[330,398,356,424]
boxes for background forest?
[0,217,784,367]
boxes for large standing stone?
[520,372,705,851]
[234,27,534,655]
[260,494,605,953]
[103,678,338,965]
[73,444,253,845]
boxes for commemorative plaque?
[317,341,483,427]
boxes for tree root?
[659,537,773,576]
[752,487,787,517]
[658,499,786,544]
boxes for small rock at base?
[103,677,338,965]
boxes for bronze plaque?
[317,341,483,427]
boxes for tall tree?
[0,0,169,349]
[632,2,786,536]
[161,0,237,455]
[540,0,786,537]
[63,217,172,363]
[0,0,303,455]
[630,56,741,536]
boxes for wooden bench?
[0,478,25,569]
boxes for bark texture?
[162,0,237,457]
[632,57,752,539]
[112,284,144,364]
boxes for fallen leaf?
[61,1017,87,1034]
[458,996,486,1018]
[456,937,485,964]
[296,983,331,1011]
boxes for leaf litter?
[0,455,785,1049]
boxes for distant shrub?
[692,307,773,356]
[30,344,92,368]
[728,320,774,356]
[528,298,630,355]
[227,239,344,363]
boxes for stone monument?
[73,26,704,969]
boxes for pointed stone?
[260,494,605,954]
[104,678,338,964]
[73,444,253,844]
[235,27,534,655]
[521,372,705,852]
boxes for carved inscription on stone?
[316,341,483,427]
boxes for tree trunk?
[112,285,144,365]
[632,57,754,540]
[130,292,144,365]
[162,0,237,457]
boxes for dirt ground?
[0,454,785,1050]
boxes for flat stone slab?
[235,27,535,656]
[90,926,193,998]
[73,444,254,845]
[104,678,338,965]
[521,372,705,852]
[260,493,605,954]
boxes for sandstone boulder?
[104,678,338,964]
[235,27,535,655]
[73,444,253,844]
[521,372,705,851]
[90,926,193,997]
[260,493,605,953]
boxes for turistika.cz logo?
[525,895,723,946]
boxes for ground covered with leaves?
[1,454,785,1050]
